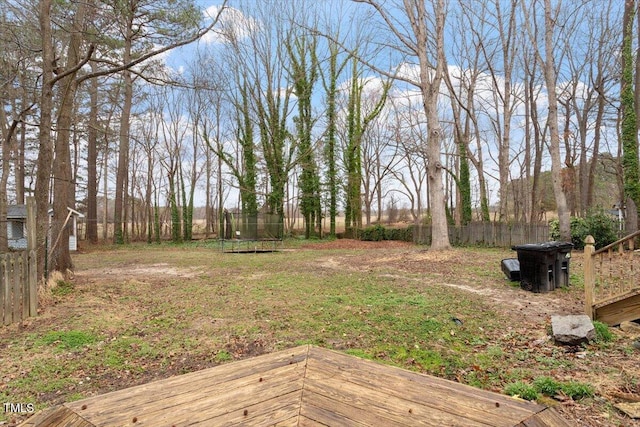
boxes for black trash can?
[501,258,520,281]
[554,243,573,288]
[511,242,573,292]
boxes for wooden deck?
[583,232,640,325]
[21,345,571,427]
[593,288,640,326]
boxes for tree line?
[1,0,639,280]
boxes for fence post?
[26,197,37,316]
[583,235,596,319]
[1,255,8,325]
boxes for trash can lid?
[512,241,573,251]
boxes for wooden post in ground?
[26,197,37,316]
[1,255,9,325]
[583,235,595,319]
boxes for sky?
[151,0,623,211]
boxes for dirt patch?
[307,243,583,323]
[78,263,203,281]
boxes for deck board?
[20,406,94,427]
[296,415,330,427]
[306,346,542,426]
[302,386,467,427]
[299,393,374,427]
[70,361,305,425]
[65,346,308,417]
[187,395,302,426]
[21,345,571,427]
[520,408,573,427]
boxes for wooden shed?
[7,205,83,252]
[21,345,571,426]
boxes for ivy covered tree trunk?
[153,202,161,244]
[344,58,363,234]
[205,78,258,228]
[344,57,389,235]
[238,82,258,217]
[321,40,345,237]
[288,35,320,239]
[180,168,194,241]
[257,91,291,224]
[168,176,181,243]
[622,0,640,222]
[458,139,472,225]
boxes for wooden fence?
[413,222,550,247]
[1,250,38,325]
[583,231,640,325]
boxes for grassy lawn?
[0,240,638,426]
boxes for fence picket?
[20,252,29,319]
[29,250,37,316]
[12,253,21,322]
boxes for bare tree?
[361,107,401,225]
[354,0,450,249]
[519,0,570,239]
[388,95,428,221]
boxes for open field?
[0,239,638,426]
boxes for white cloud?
[201,5,260,45]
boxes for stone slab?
[551,314,595,345]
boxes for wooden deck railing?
[584,231,640,325]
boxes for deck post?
[583,235,595,319]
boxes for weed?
[486,346,504,358]
[561,381,595,400]
[215,350,232,363]
[534,353,574,369]
[390,346,444,371]
[345,349,373,359]
[533,376,562,395]
[38,330,97,350]
[65,392,85,402]
[593,321,614,343]
[504,381,539,401]
[52,280,75,296]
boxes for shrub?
[504,381,539,401]
[549,216,588,249]
[549,209,618,249]
[360,224,386,241]
[384,226,413,242]
[584,209,619,249]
